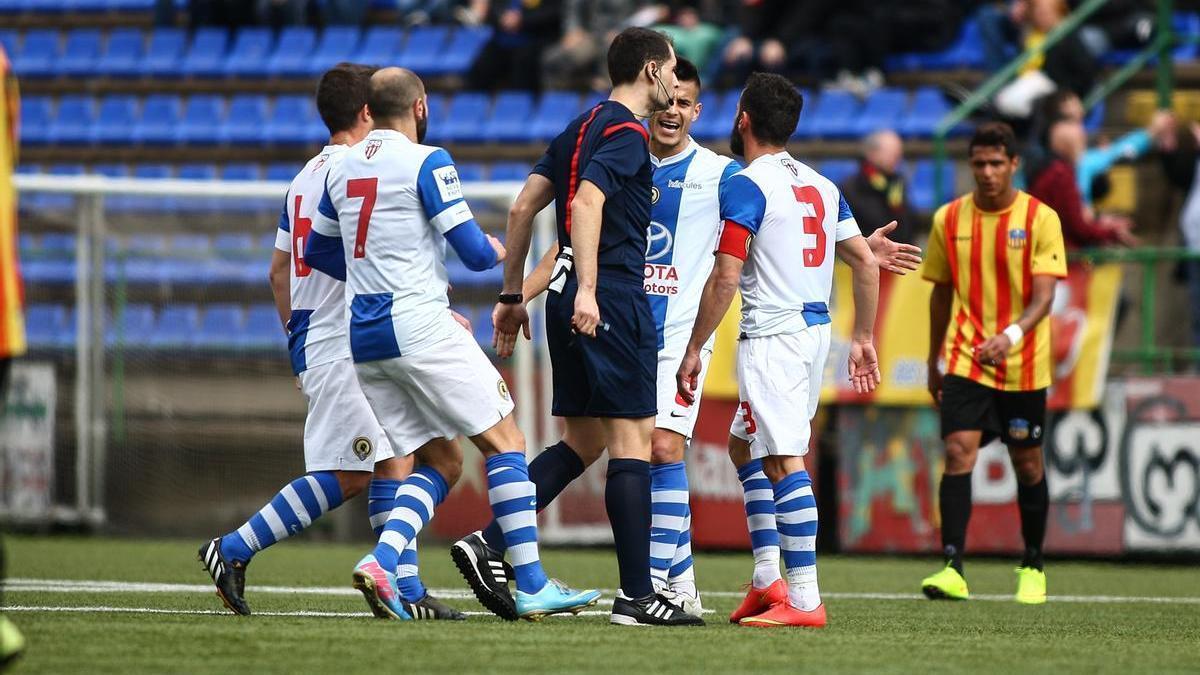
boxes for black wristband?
[498,293,523,305]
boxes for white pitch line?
[2,605,618,618]
[5,579,1200,605]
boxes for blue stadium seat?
[353,27,403,66]
[41,232,77,253]
[483,91,536,143]
[257,232,278,251]
[909,160,954,213]
[439,26,492,76]
[852,88,909,138]
[135,94,182,146]
[221,163,260,181]
[529,91,581,142]
[141,28,186,78]
[264,26,317,77]
[265,162,298,182]
[48,95,95,146]
[266,95,322,145]
[92,163,127,179]
[193,304,244,348]
[306,26,361,76]
[898,87,948,138]
[241,305,284,350]
[1085,100,1104,136]
[92,95,139,145]
[124,232,168,256]
[214,233,256,254]
[19,97,53,146]
[58,29,103,77]
[222,28,274,78]
[114,163,173,212]
[445,256,502,288]
[176,163,219,212]
[177,95,225,145]
[101,28,145,78]
[170,233,212,255]
[440,92,490,144]
[0,30,17,58]
[456,162,485,182]
[398,26,448,74]
[107,304,155,347]
[220,163,265,211]
[885,17,983,72]
[222,94,269,145]
[13,29,59,79]
[151,304,200,348]
[819,159,857,187]
[179,28,229,78]
[490,161,529,182]
[25,304,67,350]
[804,91,860,139]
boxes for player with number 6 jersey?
[198,64,463,623]
[304,67,598,622]
[677,73,883,629]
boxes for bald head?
[368,67,425,122]
[863,130,903,175]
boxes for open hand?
[492,302,530,359]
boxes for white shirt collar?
[651,138,698,168]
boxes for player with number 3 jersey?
[678,73,884,629]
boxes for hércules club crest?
[365,139,382,159]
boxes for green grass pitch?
[3,536,1200,673]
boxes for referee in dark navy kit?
[459,27,703,626]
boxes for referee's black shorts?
[940,374,1047,448]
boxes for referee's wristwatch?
[497,293,524,305]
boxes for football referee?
[921,122,1067,605]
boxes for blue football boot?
[515,579,601,621]
[352,554,412,621]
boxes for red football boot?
[728,579,788,623]
[739,602,827,628]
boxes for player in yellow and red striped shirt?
[920,122,1066,606]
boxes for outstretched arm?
[836,234,881,394]
[866,220,923,275]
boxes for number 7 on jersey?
[347,177,378,258]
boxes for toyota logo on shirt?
[645,221,673,262]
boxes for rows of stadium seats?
[25,301,498,350]
[18,230,507,288]
[0,26,490,79]
[17,87,968,148]
[0,0,401,13]
[15,157,956,212]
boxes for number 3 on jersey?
[347,177,378,258]
[792,185,826,268]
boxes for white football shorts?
[655,340,713,439]
[354,326,515,456]
[298,357,395,472]
[729,324,832,459]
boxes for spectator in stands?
[841,130,922,243]
[391,0,462,25]
[541,0,644,91]
[177,0,258,29]
[990,0,1098,119]
[718,0,801,87]
[1028,117,1138,248]
[1154,112,1200,350]
[654,4,725,77]
[468,0,563,92]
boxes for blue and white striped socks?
[219,472,344,563]
[668,509,696,597]
[737,459,782,589]
[485,452,549,595]
[368,478,426,602]
[371,467,448,577]
[774,470,821,611]
[649,462,691,591]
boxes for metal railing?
[1075,246,1200,373]
[933,0,1178,205]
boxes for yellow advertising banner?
[705,262,1122,410]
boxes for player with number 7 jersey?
[304,67,598,622]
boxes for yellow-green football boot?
[1014,567,1047,605]
[1,614,26,668]
[921,564,970,600]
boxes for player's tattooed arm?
[836,235,882,394]
[866,221,923,275]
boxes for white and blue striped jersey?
[275,145,349,375]
[722,151,862,338]
[647,139,741,351]
[311,129,474,361]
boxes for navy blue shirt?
[533,100,652,284]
